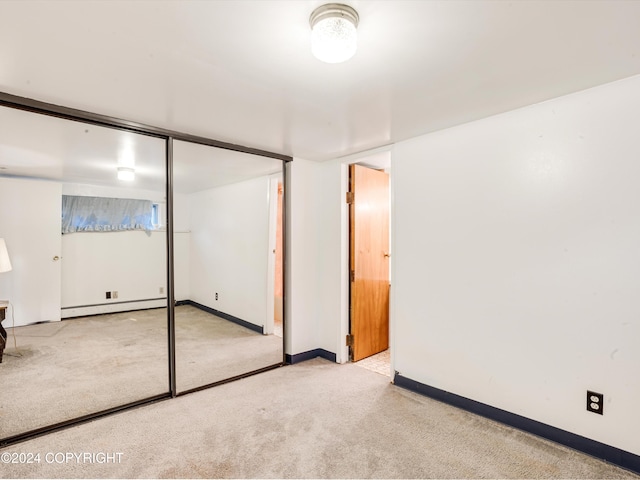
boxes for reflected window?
[151,203,161,228]
[61,195,156,234]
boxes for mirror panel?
[0,105,169,439]
[173,140,284,392]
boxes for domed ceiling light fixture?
[310,3,359,64]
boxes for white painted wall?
[2,172,265,322]
[61,184,169,317]
[312,159,345,360]
[62,184,164,202]
[0,177,62,326]
[284,157,354,359]
[173,192,191,302]
[61,230,166,309]
[392,75,640,456]
[285,159,322,355]
[188,176,270,328]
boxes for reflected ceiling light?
[310,3,359,64]
[118,137,136,182]
[117,167,135,182]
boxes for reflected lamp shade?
[0,238,12,273]
[310,3,359,64]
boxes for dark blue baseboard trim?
[181,300,263,334]
[285,348,336,365]
[394,373,640,475]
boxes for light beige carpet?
[1,358,638,479]
[175,305,282,392]
[0,305,282,439]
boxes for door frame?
[265,173,283,335]
[337,146,394,373]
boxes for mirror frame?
[0,91,291,447]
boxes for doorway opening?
[265,175,284,339]
[347,158,391,377]
[355,348,391,377]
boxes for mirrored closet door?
[0,96,288,444]
[172,140,284,393]
[0,105,169,439]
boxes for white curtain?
[61,195,154,234]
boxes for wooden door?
[349,164,390,361]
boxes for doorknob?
[53,256,60,261]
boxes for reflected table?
[0,305,6,362]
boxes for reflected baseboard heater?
[61,298,167,318]
[61,298,263,335]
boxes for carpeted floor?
[175,306,282,392]
[0,305,282,439]
[0,358,638,479]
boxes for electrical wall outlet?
[215,292,218,301]
[106,291,111,299]
[159,287,164,294]
[587,391,604,415]
[112,291,118,299]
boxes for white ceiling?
[1,0,640,162]
[0,105,282,193]
[173,140,283,193]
